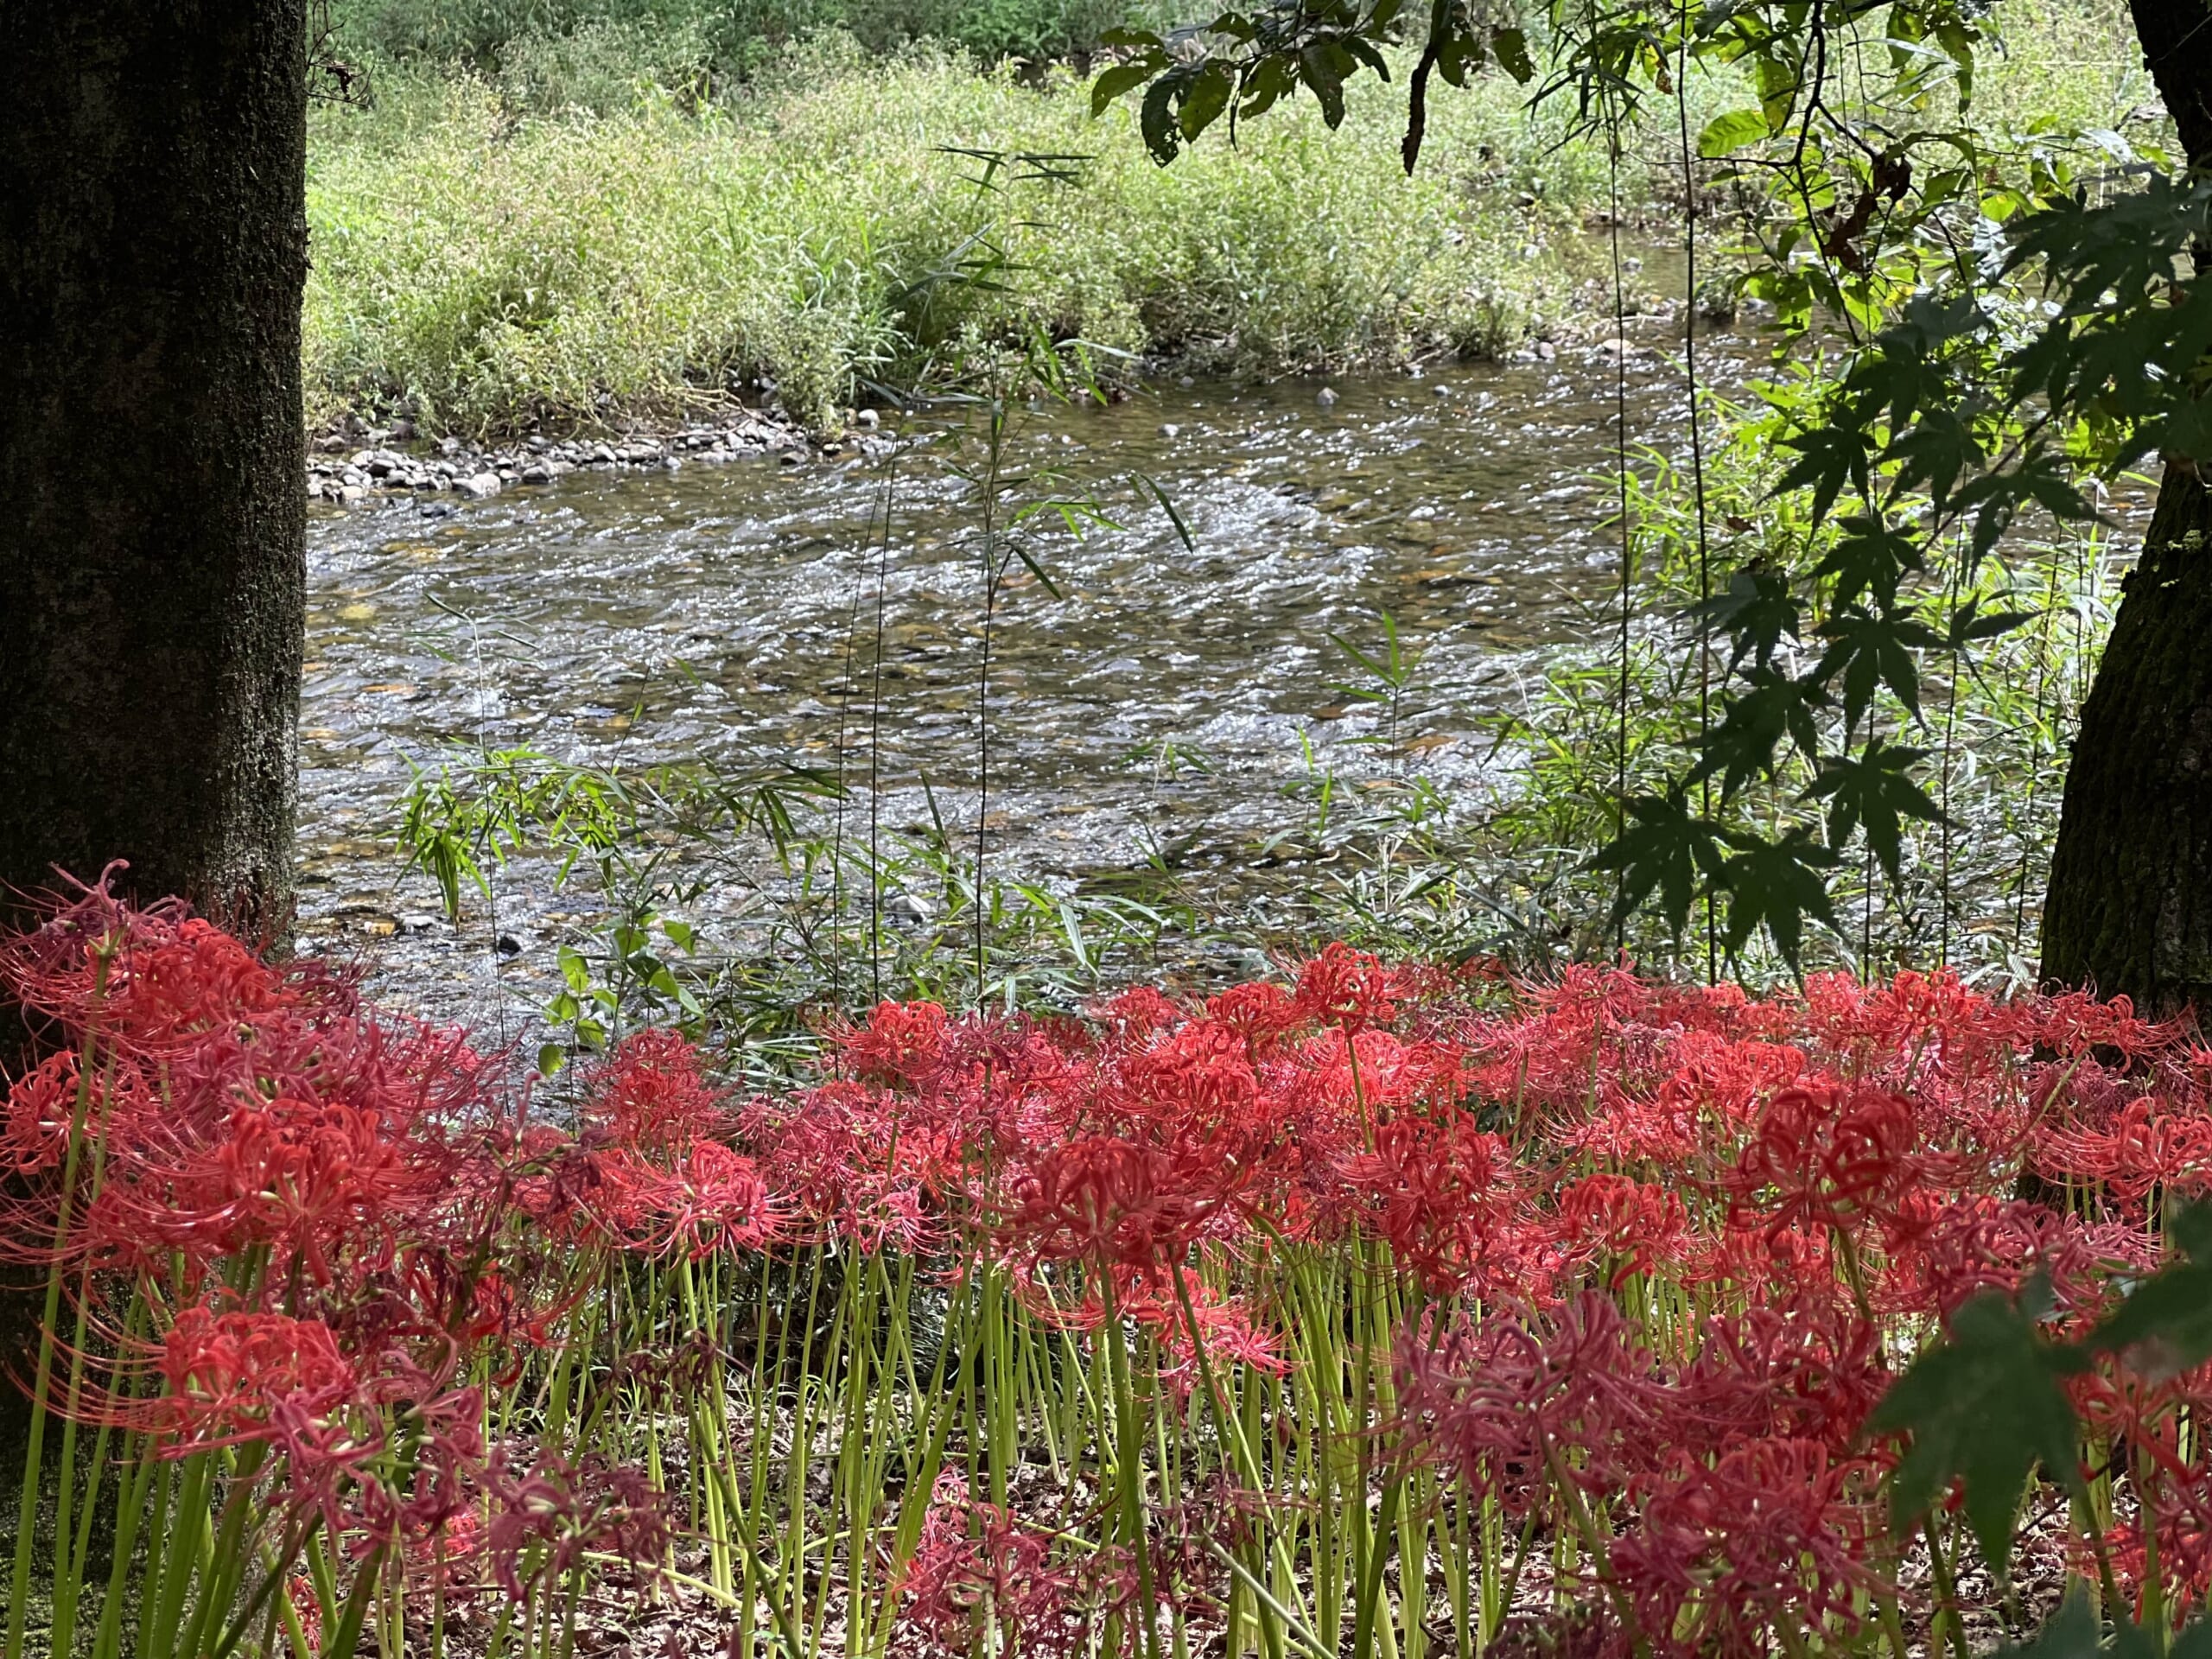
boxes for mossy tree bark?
[2037,0,2212,1015]
[0,1,307,944]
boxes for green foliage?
[2007,175,2212,473]
[332,0,1160,77]
[1096,0,1535,171]
[304,48,1581,432]
[1431,417,2122,986]
[1589,788,1726,938]
[1995,1592,2212,1659]
[1872,1274,2087,1577]
[2088,1200,2212,1374]
[1874,1204,2212,1651]
[1088,0,2178,976]
[1805,741,1943,887]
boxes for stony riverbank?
[305,406,891,510]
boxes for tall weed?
[303,48,1586,432]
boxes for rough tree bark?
[2037,0,2212,1015]
[0,1,307,942]
[0,1,307,1423]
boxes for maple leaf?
[1805,741,1946,886]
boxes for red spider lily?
[1880,1194,2146,1320]
[588,1141,776,1259]
[1671,1297,1891,1456]
[585,1029,726,1154]
[731,1078,964,1253]
[1394,1294,1668,1515]
[0,887,483,1289]
[1611,1437,1882,1659]
[1204,979,1302,1052]
[840,998,955,1089]
[1553,1173,1693,1284]
[22,885,2212,1650]
[2064,1361,2212,1614]
[1,1049,84,1174]
[998,1135,1236,1275]
[354,1376,489,1550]
[898,1471,1078,1656]
[148,1306,489,1550]
[1728,1081,1943,1237]
[1647,1027,1812,1132]
[1340,1114,1527,1294]
[285,1576,323,1651]
[156,1307,362,1447]
[1085,1477,1258,1637]
[1118,1269,1290,1384]
[2023,988,2176,1063]
[1291,942,1402,1033]
[1109,1016,1262,1135]
[483,1452,674,1605]
[2039,1096,2212,1199]
[1095,983,1185,1042]
[1,882,308,1047]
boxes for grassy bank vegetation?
[306,41,1597,434]
[307,0,2157,434]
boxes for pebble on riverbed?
[303,409,869,510]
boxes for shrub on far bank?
[305,45,1586,433]
[332,0,1172,88]
[305,0,2158,435]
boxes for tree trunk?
[2037,0,2212,1015]
[0,1,307,944]
[2042,468,2212,1010]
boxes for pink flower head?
[898,1471,1076,1656]
[587,1029,724,1154]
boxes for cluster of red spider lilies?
[3,881,2209,1659]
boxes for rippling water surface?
[300,326,1744,1017]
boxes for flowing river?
[298,313,1747,1024]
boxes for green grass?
[330,0,1153,78]
[304,0,2158,435]
[305,41,1598,433]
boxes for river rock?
[884,891,934,928]
[458,472,501,499]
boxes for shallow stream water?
[298,314,1750,1022]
